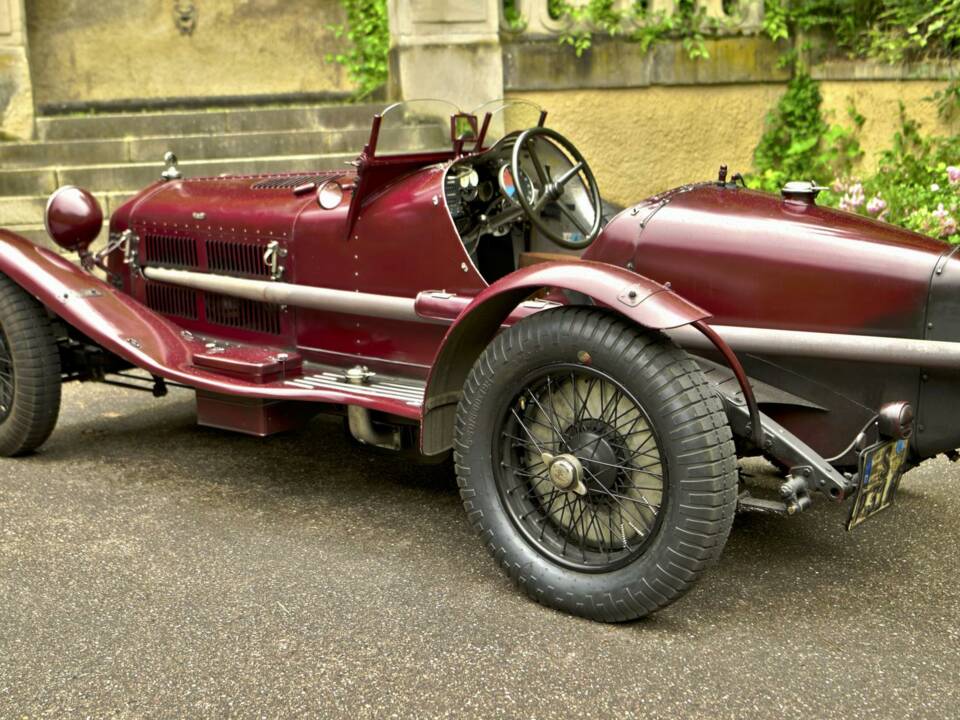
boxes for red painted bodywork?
[0,230,421,420]
[44,186,103,253]
[591,184,943,338]
[588,183,948,458]
[2,114,955,460]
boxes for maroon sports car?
[0,100,954,621]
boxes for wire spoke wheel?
[0,324,14,422]
[495,366,665,572]
[0,274,62,456]
[455,307,737,622]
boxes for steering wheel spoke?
[558,202,591,237]
[511,127,602,250]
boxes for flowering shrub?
[751,72,960,243]
[824,107,960,242]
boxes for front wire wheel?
[455,307,737,622]
[497,367,666,573]
[0,273,62,457]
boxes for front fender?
[420,260,712,455]
[0,229,200,377]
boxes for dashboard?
[441,134,595,282]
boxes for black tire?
[454,307,737,622]
[0,274,62,457]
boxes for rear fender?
[420,260,739,454]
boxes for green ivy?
[326,0,390,100]
[762,0,960,61]
[749,69,960,242]
[748,68,863,192]
[503,0,960,63]
[533,0,716,60]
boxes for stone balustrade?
[501,0,764,36]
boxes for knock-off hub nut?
[542,452,588,496]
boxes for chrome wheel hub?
[497,366,667,572]
[541,452,587,495]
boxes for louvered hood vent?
[251,173,339,190]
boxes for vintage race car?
[0,99,953,622]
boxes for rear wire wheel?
[454,307,737,622]
[0,274,62,457]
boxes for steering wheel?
[510,127,603,250]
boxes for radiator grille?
[207,238,270,278]
[142,234,198,269]
[205,293,281,335]
[145,282,198,320]
[251,173,337,190]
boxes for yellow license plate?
[847,438,909,530]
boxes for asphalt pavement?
[1,382,958,719]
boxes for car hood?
[109,171,356,241]
[590,184,948,338]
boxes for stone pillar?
[388,0,503,112]
[0,0,34,139]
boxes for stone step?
[36,103,384,141]
[4,223,106,254]
[0,192,134,227]
[0,125,430,169]
[0,152,356,196]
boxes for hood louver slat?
[251,173,338,190]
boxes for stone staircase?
[0,103,388,252]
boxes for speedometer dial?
[498,164,534,205]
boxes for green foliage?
[750,70,960,242]
[927,78,960,122]
[506,1,960,63]
[326,0,390,100]
[762,0,960,61]
[866,0,960,61]
[749,69,863,192]
[831,107,960,240]
[542,0,717,60]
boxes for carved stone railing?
[501,0,764,37]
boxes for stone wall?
[511,79,958,206]
[0,0,33,139]
[25,0,353,112]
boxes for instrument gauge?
[458,168,479,190]
[498,164,534,205]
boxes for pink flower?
[934,203,949,220]
[866,195,887,216]
[831,179,846,193]
[943,217,958,237]
[840,182,864,211]
[948,166,960,185]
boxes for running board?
[284,370,425,407]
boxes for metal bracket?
[721,395,854,502]
[262,240,287,281]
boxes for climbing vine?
[503,0,960,62]
[749,67,864,192]
[326,0,390,100]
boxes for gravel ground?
[1,383,958,719]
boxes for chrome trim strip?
[669,324,960,370]
[143,266,443,325]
